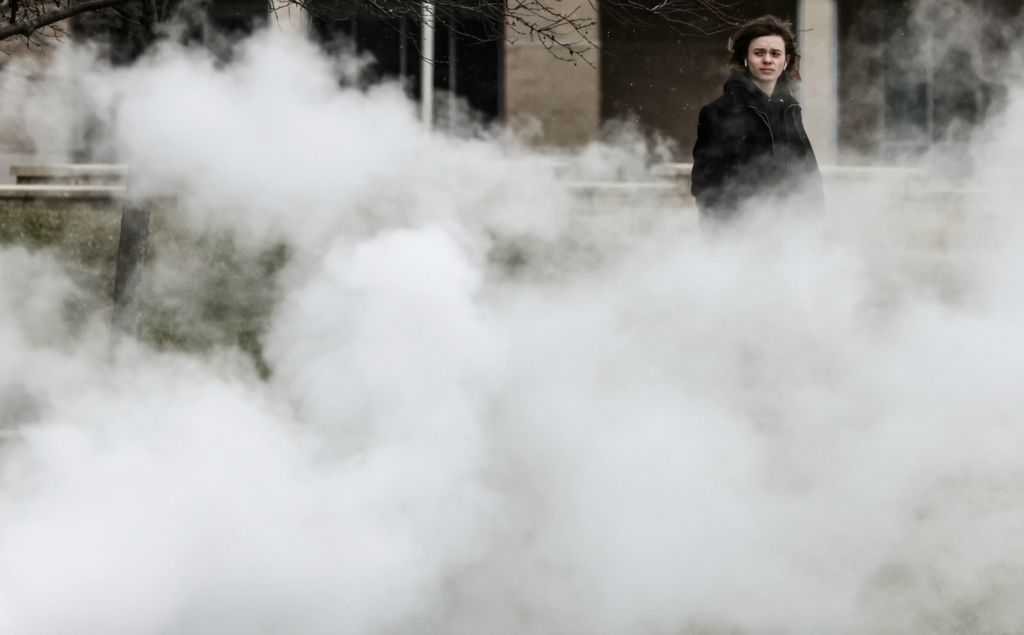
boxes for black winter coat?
[691,71,824,222]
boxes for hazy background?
[2,1,1024,633]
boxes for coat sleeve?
[691,106,726,212]
[802,143,827,213]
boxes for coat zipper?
[748,103,801,154]
[747,105,775,154]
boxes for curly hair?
[728,15,801,86]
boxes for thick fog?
[2,2,1024,633]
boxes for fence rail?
[0,184,126,200]
[2,165,147,335]
[10,163,129,185]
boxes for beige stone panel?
[504,44,600,146]
[798,0,838,164]
[268,2,309,36]
[504,1,601,147]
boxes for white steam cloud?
[2,5,1024,633]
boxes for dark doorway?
[312,5,502,124]
[600,0,797,158]
[838,0,1024,158]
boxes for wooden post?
[111,203,151,336]
[0,178,148,336]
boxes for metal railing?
[0,164,148,335]
[8,163,129,185]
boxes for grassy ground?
[0,199,286,377]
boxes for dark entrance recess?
[311,5,502,123]
[599,0,797,158]
[838,0,1024,158]
[207,0,271,41]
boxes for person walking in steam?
[691,15,824,225]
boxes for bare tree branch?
[1,0,741,63]
[0,0,128,40]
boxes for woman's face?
[746,35,789,84]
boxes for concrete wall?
[600,35,725,157]
[503,2,601,147]
[798,0,838,164]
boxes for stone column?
[797,0,838,164]
[503,2,601,147]
[271,2,310,36]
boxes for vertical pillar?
[798,0,838,164]
[421,1,436,127]
[272,2,310,36]
[111,203,151,336]
[503,1,601,147]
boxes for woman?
[691,15,824,224]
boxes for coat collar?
[723,70,799,108]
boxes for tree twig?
[0,0,128,40]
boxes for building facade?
[516,0,1022,161]
[299,0,1022,162]
[5,0,1021,165]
